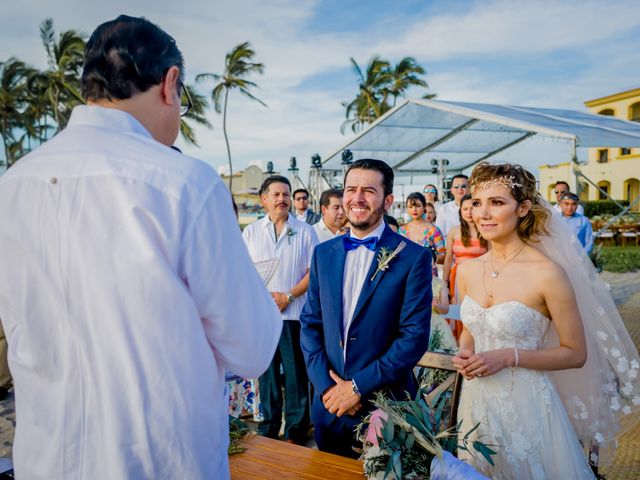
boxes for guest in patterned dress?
[443,194,488,340]
[399,193,446,277]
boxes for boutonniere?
[286,227,297,245]
[371,241,407,281]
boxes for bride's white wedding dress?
[457,296,595,480]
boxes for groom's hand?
[323,370,362,417]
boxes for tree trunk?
[222,88,234,194]
[1,116,10,167]
[53,87,61,132]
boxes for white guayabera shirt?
[0,105,282,480]
[242,214,318,320]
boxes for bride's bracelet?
[513,348,519,368]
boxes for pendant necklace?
[489,243,527,278]
[483,243,527,298]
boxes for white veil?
[535,200,640,466]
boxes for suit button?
[339,340,343,348]
[349,337,357,341]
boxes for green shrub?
[600,246,640,273]
[583,200,630,218]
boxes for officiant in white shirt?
[242,176,318,445]
[313,188,347,243]
[0,16,281,480]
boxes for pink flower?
[366,409,388,446]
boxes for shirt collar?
[67,105,154,140]
[349,218,386,240]
[262,213,292,228]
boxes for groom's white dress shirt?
[342,220,386,357]
[0,105,282,479]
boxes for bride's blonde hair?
[469,162,550,241]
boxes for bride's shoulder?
[525,246,568,281]
[457,253,489,277]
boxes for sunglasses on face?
[452,184,468,189]
[295,196,308,201]
[555,189,567,194]
[424,189,437,194]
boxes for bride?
[452,162,639,479]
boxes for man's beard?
[347,204,385,232]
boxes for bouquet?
[356,391,496,480]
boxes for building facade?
[538,88,640,211]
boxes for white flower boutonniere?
[286,227,297,245]
[371,241,407,281]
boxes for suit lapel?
[327,239,347,346]
[351,226,399,323]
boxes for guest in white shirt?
[435,174,469,236]
[293,188,321,224]
[243,176,319,444]
[552,180,584,215]
[0,15,281,480]
[313,188,347,243]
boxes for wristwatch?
[352,379,361,397]
[286,292,295,304]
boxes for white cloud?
[375,0,640,60]
[3,0,640,180]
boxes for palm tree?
[341,55,433,134]
[196,42,266,192]
[0,58,30,166]
[341,56,391,133]
[179,84,212,146]
[31,18,85,131]
[386,57,430,107]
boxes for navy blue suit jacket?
[300,225,432,427]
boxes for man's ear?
[161,65,181,107]
[384,194,394,212]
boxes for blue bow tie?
[343,236,378,252]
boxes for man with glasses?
[0,15,282,479]
[435,174,469,236]
[553,180,584,215]
[293,188,321,225]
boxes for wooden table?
[229,435,364,479]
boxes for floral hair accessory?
[470,175,523,192]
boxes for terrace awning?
[322,98,640,175]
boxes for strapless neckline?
[463,295,550,321]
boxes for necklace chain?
[489,243,527,278]
[483,243,527,298]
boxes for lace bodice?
[457,296,596,479]
[461,296,550,351]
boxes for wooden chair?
[416,351,463,429]
[594,229,616,246]
[620,225,639,247]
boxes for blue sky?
[2,0,640,184]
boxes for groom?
[300,159,432,458]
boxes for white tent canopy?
[322,98,640,175]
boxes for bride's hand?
[452,349,476,380]
[463,349,513,378]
